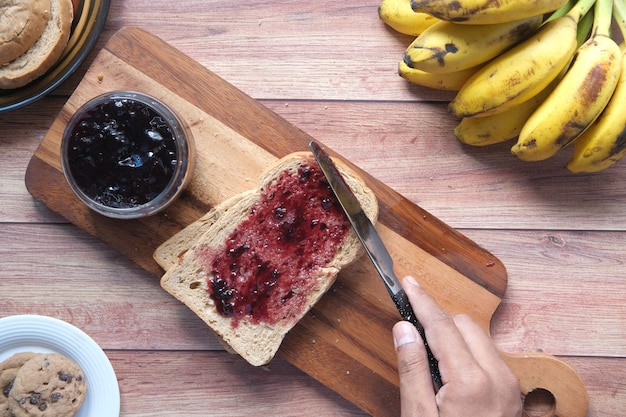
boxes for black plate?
[0,0,111,113]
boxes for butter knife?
[309,141,442,390]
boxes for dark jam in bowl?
[61,92,194,219]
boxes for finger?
[453,314,517,380]
[453,314,523,411]
[452,314,500,364]
[401,276,478,378]
[393,320,438,417]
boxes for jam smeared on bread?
[155,152,378,366]
[199,162,350,325]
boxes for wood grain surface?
[1,1,625,416]
[22,27,515,417]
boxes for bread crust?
[0,0,72,89]
[0,0,51,65]
[156,152,378,366]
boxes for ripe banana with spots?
[403,15,542,74]
[453,11,593,147]
[567,48,626,173]
[398,60,479,91]
[448,13,579,118]
[512,0,622,162]
[379,0,440,36]
[454,81,556,146]
[381,0,626,172]
[567,1,626,173]
[410,0,567,24]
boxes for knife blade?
[309,140,442,390]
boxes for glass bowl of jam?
[61,91,195,219]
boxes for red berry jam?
[198,160,350,326]
[62,92,194,219]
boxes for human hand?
[392,275,523,417]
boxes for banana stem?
[545,0,577,22]
[614,0,626,42]
[568,0,598,22]
[592,0,613,37]
[577,8,595,45]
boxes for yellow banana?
[512,0,622,162]
[453,54,573,147]
[403,15,543,74]
[379,0,440,36]
[398,60,479,91]
[410,0,567,25]
[454,1,591,147]
[567,2,626,173]
[454,84,553,146]
[448,14,578,118]
[567,51,626,173]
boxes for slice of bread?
[0,0,51,65]
[154,191,253,271]
[156,151,378,366]
[0,0,72,89]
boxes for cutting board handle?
[501,352,588,417]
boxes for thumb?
[393,321,438,417]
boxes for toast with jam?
[154,151,378,366]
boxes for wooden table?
[1,1,624,416]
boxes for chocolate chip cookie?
[8,353,87,417]
[0,352,38,417]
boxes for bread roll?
[0,0,72,89]
[0,0,50,65]
[155,152,378,366]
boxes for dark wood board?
[25,27,587,417]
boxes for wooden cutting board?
[25,27,587,417]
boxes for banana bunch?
[511,0,622,163]
[379,0,626,173]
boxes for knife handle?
[392,289,443,390]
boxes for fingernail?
[404,275,419,286]
[393,321,419,348]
